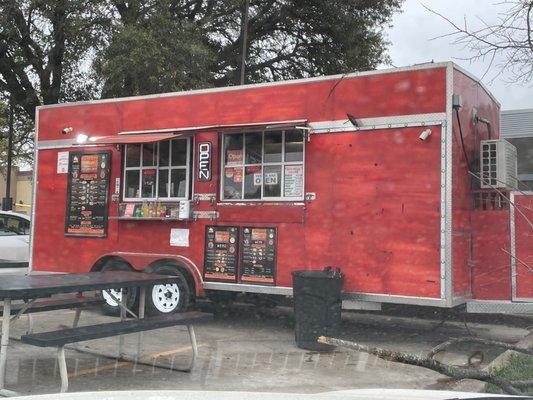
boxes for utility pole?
[2,95,14,211]
[239,0,250,85]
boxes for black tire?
[100,262,139,316]
[145,265,192,316]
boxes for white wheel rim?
[152,283,180,313]
[102,289,122,307]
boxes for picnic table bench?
[0,271,209,395]
[0,296,104,335]
[21,311,212,393]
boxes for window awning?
[115,119,308,136]
[88,119,308,145]
[90,132,183,145]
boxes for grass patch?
[486,354,533,394]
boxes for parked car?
[0,210,31,263]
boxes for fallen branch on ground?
[428,337,533,358]
[317,336,531,396]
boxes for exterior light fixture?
[76,133,89,144]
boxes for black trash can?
[292,267,343,351]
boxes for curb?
[453,331,533,393]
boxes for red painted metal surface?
[37,69,446,142]
[513,194,533,300]
[32,64,514,305]
[451,69,502,298]
[471,211,511,300]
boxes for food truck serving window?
[221,130,304,201]
[123,138,190,200]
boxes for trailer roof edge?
[36,61,454,111]
[451,63,501,108]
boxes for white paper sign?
[57,151,69,174]
[253,173,262,186]
[264,172,278,185]
[170,228,189,247]
[284,165,304,197]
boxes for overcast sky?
[385,0,532,110]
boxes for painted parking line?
[68,343,207,377]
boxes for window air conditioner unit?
[479,139,517,189]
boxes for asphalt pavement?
[1,301,531,396]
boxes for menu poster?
[65,151,111,237]
[240,227,277,285]
[204,226,239,282]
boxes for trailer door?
[510,192,533,301]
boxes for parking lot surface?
[3,302,531,395]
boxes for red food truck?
[30,61,533,316]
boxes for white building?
[500,109,533,190]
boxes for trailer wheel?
[100,262,138,316]
[145,265,191,316]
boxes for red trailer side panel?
[452,68,501,299]
[33,66,448,301]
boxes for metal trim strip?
[443,62,454,306]
[452,64,501,107]
[36,62,451,111]
[37,113,448,150]
[510,191,517,300]
[343,292,447,307]
[202,282,293,295]
[203,282,448,307]
[510,190,533,302]
[466,300,533,314]
[309,113,446,133]
[28,109,39,273]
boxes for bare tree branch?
[318,336,530,396]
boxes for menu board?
[240,227,277,284]
[284,165,304,197]
[204,226,239,281]
[65,151,110,237]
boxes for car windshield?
[0,0,532,398]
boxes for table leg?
[136,287,146,358]
[57,346,69,393]
[0,299,11,390]
[118,289,126,358]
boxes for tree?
[0,100,34,170]
[1,0,403,119]
[96,0,402,97]
[0,0,105,121]
[94,0,215,97]
[426,1,533,83]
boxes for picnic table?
[0,271,210,395]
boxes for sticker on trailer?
[57,151,69,174]
[170,228,189,247]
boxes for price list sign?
[203,226,239,281]
[240,227,277,285]
[65,151,110,237]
